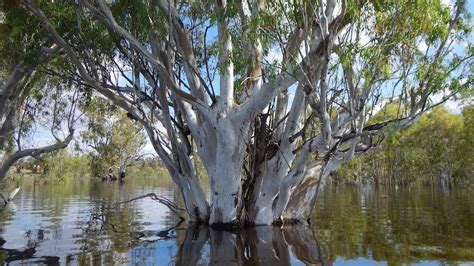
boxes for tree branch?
[0,129,74,181]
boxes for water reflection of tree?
[74,199,144,264]
[77,183,140,251]
[76,179,184,264]
[0,180,23,236]
[174,224,328,265]
[0,207,14,235]
[312,186,474,263]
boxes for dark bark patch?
[272,218,283,227]
[281,218,302,226]
[194,206,200,220]
[214,208,223,222]
[210,220,243,231]
[272,195,279,211]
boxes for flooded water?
[0,177,472,265]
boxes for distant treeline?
[11,151,166,183]
[332,105,474,186]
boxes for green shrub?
[332,106,474,186]
[41,150,90,182]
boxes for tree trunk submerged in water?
[207,116,249,225]
[23,0,471,227]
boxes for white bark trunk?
[279,165,322,221]
[208,115,248,224]
[282,165,324,220]
[250,141,294,224]
[249,86,306,224]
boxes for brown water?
[0,177,472,265]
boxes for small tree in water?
[81,97,146,180]
[7,0,473,226]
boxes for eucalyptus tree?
[21,0,472,226]
[81,96,147,179]
[0,81,82,181]
[0,2,81,181]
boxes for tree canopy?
[81,96,146,179]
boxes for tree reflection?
[0,236,60,264]
[175,224,328,266]
[312,185,474,263]
[283,226,325,265]
[175,224,209,265]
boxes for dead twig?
[113,193,185,220]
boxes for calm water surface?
[0,177,472,265]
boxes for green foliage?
[0,0,44,65]
[80,97,146,178]
[333,106,474,186]
[126,158,169,179]
[0,0,77,66]
[41,150,90,182]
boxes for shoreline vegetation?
[333,106,474,187]
[5,105,474,188]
